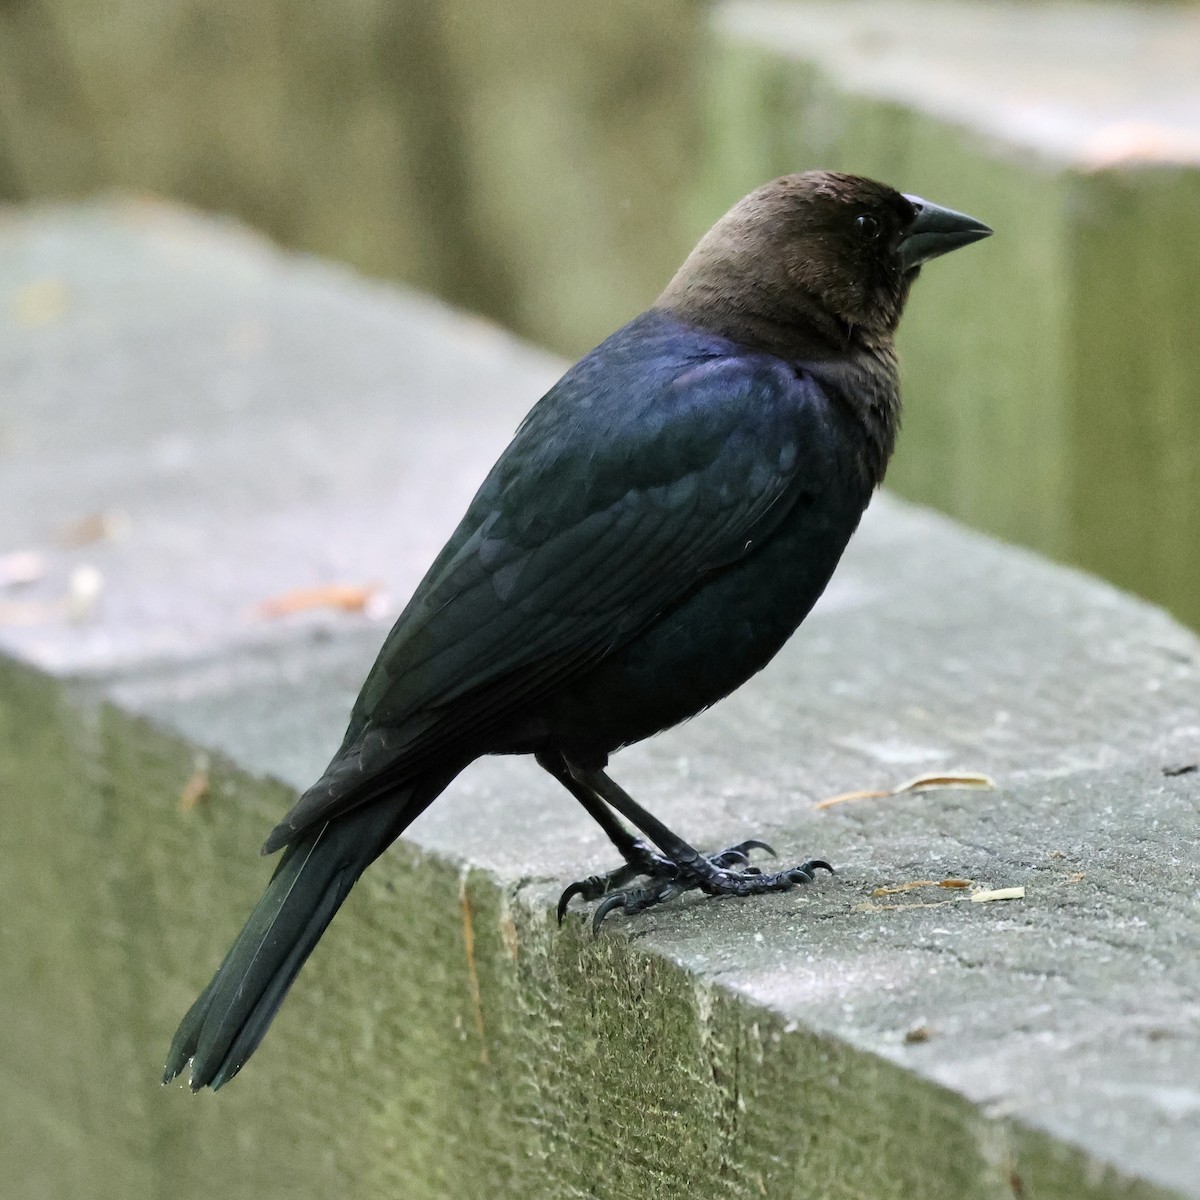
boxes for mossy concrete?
[2,204,1199,1198]
[703,0,1200,632]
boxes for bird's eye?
[854,213,880,238]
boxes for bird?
[163,170,990,1091]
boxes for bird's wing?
[266,349,834,849]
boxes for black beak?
[898,194,992,271]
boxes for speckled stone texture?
[2,203,1197,1199]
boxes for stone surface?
[704,0,1200,632]
[2,204,1199,1199]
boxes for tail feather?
[163,791,426,1091]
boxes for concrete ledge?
[2,203,1199,1198]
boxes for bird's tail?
[163,781,442,1091]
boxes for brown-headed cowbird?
[164,171,990,1090]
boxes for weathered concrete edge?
[2,643,1182,1200]
[713,0,1200,171]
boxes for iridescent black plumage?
[165,171,989,1090]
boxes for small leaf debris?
[853,878,1024,913]
[1162,763,1197,778]
[458,876,489,1065]
[815,771,996,809]
[0,551,46,588]
[56,508,131,547]
[0,563,103,626]
[255,582,386,620]
[179,763,211,812]
[970,887,1025,903]
[873,878,973,896]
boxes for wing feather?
[266,332,833,848]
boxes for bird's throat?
[809,346,901,489]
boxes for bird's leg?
[560,758,833,932]
[536,750,677,920]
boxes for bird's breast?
[521,468,870,760]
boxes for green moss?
[1064,169,1200,628]
[1,650,1186,1198]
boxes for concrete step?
[702,0,1200,632]
[2,202,1199,1199]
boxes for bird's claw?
[560,841,830,933]
[555,839,677,924]
[691,856,834,900]
[709,838,776,868]
[556,869,640,924]
[590,880,686,935]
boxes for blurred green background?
[1,0,1197,627]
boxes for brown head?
[656,171,991,361]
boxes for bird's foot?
[590,849,833,933]
[559,840,831,934]
[556,839,677,923]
